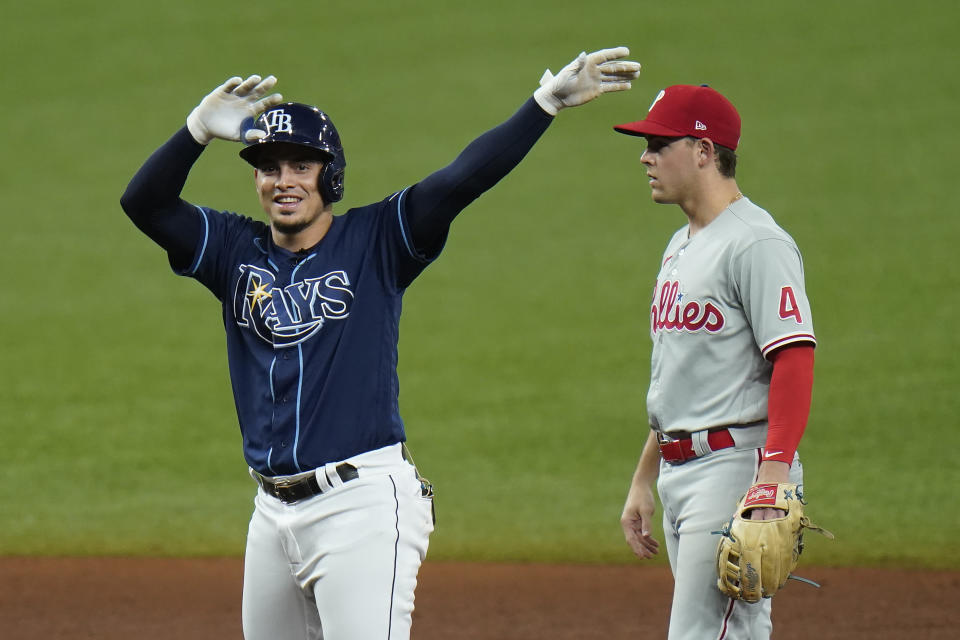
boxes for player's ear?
[253,169,263,198]
[697,138,715,169]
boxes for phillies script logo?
[233,265,354,346]
[743,483,778,508]
[651,280,725,334]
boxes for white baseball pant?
[241,444,434,640]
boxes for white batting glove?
[533,47,641,116]
[186,75,283,145]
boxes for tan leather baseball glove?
[715,482,833,603]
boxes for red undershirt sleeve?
[764,343,815,465]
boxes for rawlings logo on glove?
[714,482,833,603]
[743,483,779,506]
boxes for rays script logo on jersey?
[651,280,724,334]
[233,265,354,346]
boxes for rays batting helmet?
[239,102,346,203]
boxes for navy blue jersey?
[182,190,434,474]
[122,97,553,476]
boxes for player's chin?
[271,215,311,235]
[649,191,670,204]
[648,186,675,205]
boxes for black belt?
[255,463,359,504]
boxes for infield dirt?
[1,558,956,639]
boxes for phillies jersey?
[180,189,435,475]
[647,197,815,434]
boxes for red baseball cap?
[614,85,741,150]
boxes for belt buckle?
[269,478,300,504]
[657,433,690,464]
[664,441,688,463]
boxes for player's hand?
[748,507,786,520]
[533,47,641,116]
[620,483,660,559]
[186,75,283,145]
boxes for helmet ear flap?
[319,164,345,203]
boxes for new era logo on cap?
[613,84,742,150]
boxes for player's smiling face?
[640,136,698,203]
[254,144,331,238]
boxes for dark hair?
[714,143,737,178]
[682,137,737,177]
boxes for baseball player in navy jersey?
[121,49,640,640]
[614,85,816,639]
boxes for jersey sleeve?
[734,237,816,358]
[175,207,264,302]
[374,188,444,291]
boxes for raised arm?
[405,47,640,253]
[120,75,282,264]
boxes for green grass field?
[2,0,957,568]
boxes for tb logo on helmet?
[263,109,294,135]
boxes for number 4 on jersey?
[779,286,803,323]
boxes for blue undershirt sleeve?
[403,97,554,256]
[120,126,207,270]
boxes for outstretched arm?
[403,97,552,254]
[405,47,640,254]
